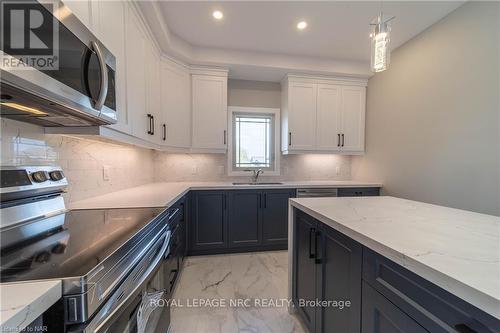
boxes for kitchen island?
[288,196,500,333]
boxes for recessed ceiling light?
[213,10,223,20]
[297,21,307,30]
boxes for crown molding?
[134,1,373,82]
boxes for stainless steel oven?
[0,0,117,126]
[75,228,172,333]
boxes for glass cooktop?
[0,207,166,283]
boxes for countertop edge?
[69,181,383,210]
[0,280,62,331]
[289,199,500,320]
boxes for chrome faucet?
[245,169,264,183]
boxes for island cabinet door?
[316,225,362,333]
[293,211,319,333]
[261,189,295,246]
[362,282,429,333]
[189,191,228,252]
[228,190,262,247]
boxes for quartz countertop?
[289,196,500,319]
[0,280,61,331]
[69,180,382,210]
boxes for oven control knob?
[49,170,65,181]
[31,171,49,183]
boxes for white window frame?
[227,106,281,176]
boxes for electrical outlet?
[191,165,198,175]
[103,165,111,181]
[335,166,341,176]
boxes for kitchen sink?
[232,182,284,185]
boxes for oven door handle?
[90,41,108,111]
[80,230,171,333]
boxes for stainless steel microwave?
[0,0,117,126]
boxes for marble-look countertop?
[0,280,61,331]
[289,196,500,319]
[69,180,382,210]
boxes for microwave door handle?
[90,41,108,111]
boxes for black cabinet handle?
[147,114,152,134]
[151,115,155,135]
[259,194,262,209]
[337,133,341,147]
[309,227,315,259]
[263,193,267,208]
[162,124,166,141]
[223,130,227,145]
[454,324,477,333]
[289,132,292,146]
[341,133,345,147]
[315,230,322,264]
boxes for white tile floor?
[170,251,306,333]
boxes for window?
[228,107,280,175]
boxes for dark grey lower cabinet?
[293,210,362,333]
[294,211,318,332]
[261,189,295,246]
[228,190,261,247]
[338,187,380,197]
[317,226,362,333]
[189,191,227,252]
[362,281,429,333]
[190,189,294,254]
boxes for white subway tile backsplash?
[1,119,352,204]
[1,119,155,204]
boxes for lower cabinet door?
[228,190,261,247]
[317,225,362,333]
[293,211,318,332]
[189,191,227,251]
[261,189,294,246]
[362,282,429,333]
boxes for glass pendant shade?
[370,14,393,73]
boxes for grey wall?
[228,79,281,108]
[352,2,500,215]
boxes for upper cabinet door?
[95,0,130,134]
[126,7,148,141]
[317,84,342,151]
[191,75,228,151]
[341,86,366,152]
[146,43,162,144]
[160,61,191,148]
[288,82,317,150]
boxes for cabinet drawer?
[362,281,429,333]
[337,187,380,197]
[363,249,499,333]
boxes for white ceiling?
[159,1,463,63]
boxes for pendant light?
[370,11,395,72]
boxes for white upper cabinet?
[317,84,342,151]
[160,60,191,148]
[281,75,367,154]
[191,72,228,152]
[93,0,130,134]
[145,43,162,144]
[126,5,149,142]
[288,82,317,150]
[340,86,366,152]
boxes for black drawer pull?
[309,227,315,259]
[454,324,477,333]
[314,230,322,264]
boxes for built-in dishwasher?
[296,188,338,198]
